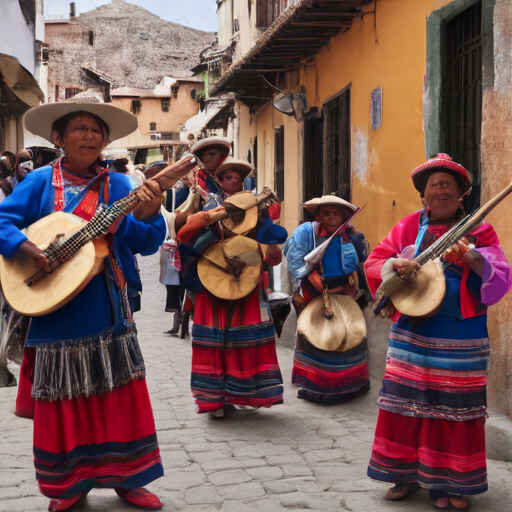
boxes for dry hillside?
[78,0,214,88]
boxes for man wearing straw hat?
[0,101,196,511]
[283,195,370,404]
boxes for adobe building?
[109,76,204,156]
[208,0,512,436]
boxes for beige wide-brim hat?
[23,102,138,144]
[297,295,366,352]
[214,158,253,180]
[198,236,262,300]
[222,191,259,235]
[191,137,231,157]
[302,195,358,217]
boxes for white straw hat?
[302,195,358,215]
[24,102,138,144]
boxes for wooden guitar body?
[0,212,107,317]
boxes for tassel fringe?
[30,329,145,401]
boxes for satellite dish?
[272,93,294,116]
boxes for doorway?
[444,1,482,211]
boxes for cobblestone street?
[1,254,512,512]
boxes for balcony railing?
[256,0,298,28]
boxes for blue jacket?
[0,166,165,343]
[283,221,368,284]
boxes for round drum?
[389,259,446,318]
[297,294,366,352]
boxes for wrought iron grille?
[303,112,324,203]
[274,125,285,201]
[445,1,482,209]
[324,89,350,200]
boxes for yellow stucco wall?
[301,0,452,249]
[250,103,300,234]
[235,0,453,247]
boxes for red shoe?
[48,492,87,512]
[114,487,163,509]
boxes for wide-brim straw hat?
[214,158,253,180]
[191,137,231,157]
[222,191,259,235]
[198,236,262,300]
[24,102,138,144]
[302,195,358,217]
[297,295,366,352]
[410,153,472,194]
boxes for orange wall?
[253,103,300,234]
[302,0,451,249]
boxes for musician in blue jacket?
[283,195,370,404]
[0,102,195,512]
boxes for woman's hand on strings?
[19,240,52,273]
[135,180,161,203]
[444,237,484,275]
[131,180,162,220]
[392,258,421,276]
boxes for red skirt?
[34,379,163,499]
[191,281,283,414]
[15,347,35,419]
[368,409,487,496]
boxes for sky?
[44,0,218,32]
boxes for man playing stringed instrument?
[365,154,512,508]
[0,102,196,512]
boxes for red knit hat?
[410,153,471,194]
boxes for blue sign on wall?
[371,87,382,130]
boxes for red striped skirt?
[34,379,163,499]
[368,409,487,496]
[191,282,283,414]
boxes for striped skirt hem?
[368,409,488,496]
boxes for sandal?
[208,408,225,419]
[48,492,87,512]
[434,498,449,508]
[449,497,467,509]
[114,487,163,509]
[385,482,420,501]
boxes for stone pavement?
[1,254,512,512]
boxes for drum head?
[297,295,366,352]
[198,237,262,300]
[389,259,446,318]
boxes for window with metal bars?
[303,109,324,203]
[444,1,482,211]
[323,88,351,200]
[274,126,285,201]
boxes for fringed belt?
[27,328,145,401]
